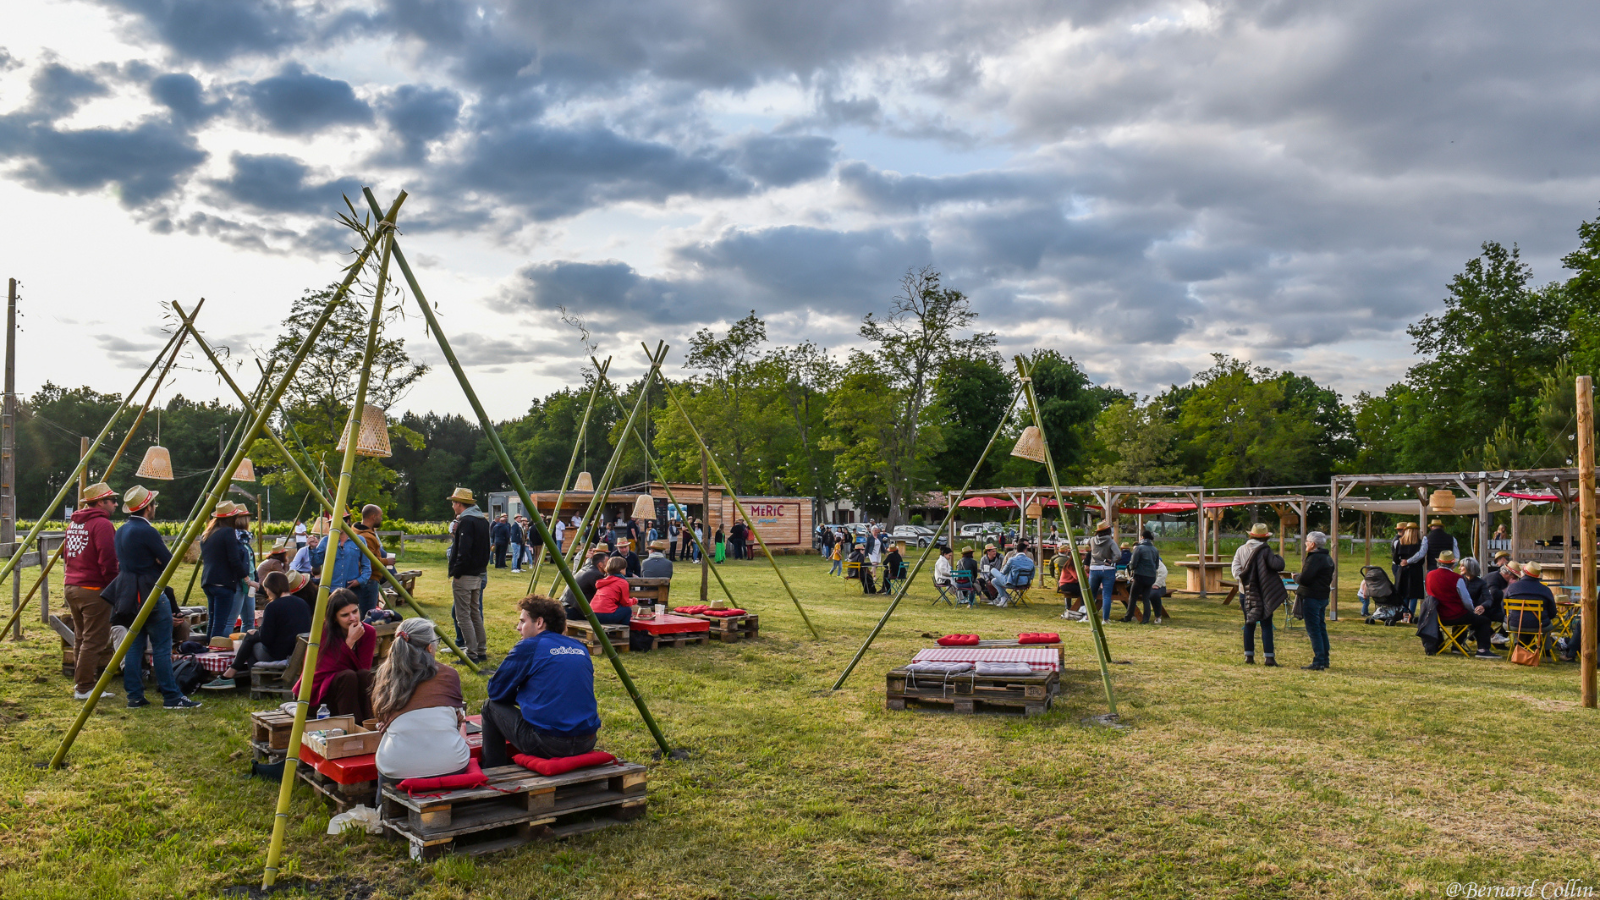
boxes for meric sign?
[743,501,802,545]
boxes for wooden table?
[629,613,710,636]
[1177,559,1229,593]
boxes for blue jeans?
[829,558,842,575]
[204,584,236,639]
[237,585,255,634]
[1089,569,1117,621]
[1360,595,1370,617]
[593,607,632,626]
[355,579,382,616]
[124,595,183,703]
[1303,597,1330,666]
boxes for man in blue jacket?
[480,595,600,766]
[113,484,200,710]
[491,514,511,569]
[310,520,371,595]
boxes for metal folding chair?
[951,572,978,607]
[1505,597,1557,662]
[1438,622,1476,657]
[933,579,957,607]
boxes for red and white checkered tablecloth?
[193,651,234,674]
[911,647,1059,672]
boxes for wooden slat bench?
[886,666,1060,717]
[380,760,648,859]
[674,611,760,643]
[565,620,630,656]
[626,577,671,610]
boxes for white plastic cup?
[655,603,666,619]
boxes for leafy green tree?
[928,354,1013,488]
[1087,398,1184,485]
[996,351,1123,485]
[1171,356,1324,487]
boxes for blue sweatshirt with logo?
[486,629,601,737]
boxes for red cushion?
[512,750,618,776]
[1017,632,1060,644]
[703,608,746,617]
[395,758,488,793]
[673,605,710,614]
[936,634,981,646]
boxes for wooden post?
[1364,511,1373,569]
[1563,482,1574,583]
[1329,479,1341,617]
[4,278,15,639]
[37,535,48,624]
[1577,375,1596,708]
[700,446,709,603]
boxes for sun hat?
[285,570,310,592]
[1429,519,1444,528]
[984,543,996,551]
[448,487,475,505]
[81,482,116,504]
[1248,523,1271,538]
[123,485,157,512]
[1436,550,1456,564]
[212,500,238,518]
[648,539,668,551]
[1524,561,1543,576]
[1095,520,1111,533]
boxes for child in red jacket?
[589,557,636,624]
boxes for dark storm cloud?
[207,153,366,214]
[674,224,933,311]
[26,63,109,117]
[0,116,207,207]
[96,0,307,63]
[505,260,734,324]
[376,85,462,164]
[149,72,228,125]
[239,64,372,134]
[444,123,752,219]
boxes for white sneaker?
[1154,617,1163,624]
[511,569,522,573]
[73,690,113,701]
[1490,633,1510,646]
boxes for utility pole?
[1577,375,1596,708]
[4,279,16,639]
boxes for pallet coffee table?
[629,613,710,650]
[674,611,760,643]
[886,666,1060,716]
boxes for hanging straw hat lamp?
[1429,489,1456,513]
[336,405,392,458]
[1025,501,1043,520]
[632,493,656,521]
[233,457,256,482]
[134,408,173,480]
[1011,425,1047,463]
[573,471,594,491]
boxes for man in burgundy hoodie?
[63,482,119,700]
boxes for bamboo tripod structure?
[830,354,1118,718]
[525,356,610,592]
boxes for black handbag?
[170,655,207,694]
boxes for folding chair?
[951,572,978,608]
[933,579,957,607]
[1437,622,1476,657]
[1505,597,1557,663]
[1011,571,1035,608]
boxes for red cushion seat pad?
[936,634,981,647]
[1017,632,1060,644]
[512,750,618,776]
[395,758,489,794]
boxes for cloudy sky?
[1,0,1596,419]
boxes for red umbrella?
[958,496,1018,508]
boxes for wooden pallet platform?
[634,631,709,650]
[250,710,298,751]
[676,612,760,642]
[380,761,647,859]
[885,667,1060,717]
[565,620,630,656]
[297,761,375,812]
[251,739,287,765]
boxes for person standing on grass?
[1297,532,1335,670]
[1237,523,1286,666]
[1121,531,1160,624]
[1392,523,1424,623]
[1406,518,1460,573]
[491,514,511,569]
[63,482,119,701]
[201,501,251,638]
[509,516,525,573]
[113,484,200,709]
[1088,521,1119,623]
[447,488,491,664]
[355,504,393,615]
[294,519,308,550]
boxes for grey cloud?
[674,225,933,311]
[838,161,1059,212]
[149,72,228,124]
[0,116,207,207]
[206,153,365,215]
[27,63,109,117]
[505,260,733,324]
[413,330,573,368]
[240,64,372,134]
[95,0,307,63]
[731,133,836,187]
[377,85,462,164]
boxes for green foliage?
[927,355,1013,488]
[1087,398,1184,485]
[1168,355,1331,488]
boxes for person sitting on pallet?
[639,539,674,579]
[481,596,601,766]
[302,588,378,720]
[373,618,470,780]
[589,557,638,625]
[201,571,311,691]
[561,549,611,621]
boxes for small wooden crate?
[676,612,760,643]
[380,761,648,859]
[303,719,381,760]
[251,709,348,752]
[565,620,630,656]
[885,667,1060,717]
[298,761,375,812]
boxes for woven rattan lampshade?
[336,405,392,458]
[134,445,173,480]
[631,494,656,520]
[1429,489,1456,513]
[1025,501,1043,519]
[233,457,256,482]
[574,471,594,492]
[1011,426,1046,463]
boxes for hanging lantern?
[573,471,594,492]
[134,445,173,480]
[631,494,656,521]
[1025,501,1043,520]
[336,405,392,458]
[1429,489,1456,513]
[233,457,256,482]
[1011,426,1046,463]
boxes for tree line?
[16,207,1600,525]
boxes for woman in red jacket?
[588,557,636,625]
[305,588,377,720]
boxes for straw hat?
[983,543,996,551]
[1492,550,1510,561]
[1094,520,1111,533]
[265,545,289,558]
[234,502,251,516]
[1524,561,1543,576]
[285,570,310,592]
[82,482,117,504]
[1119,542,1131,550]
[961,547,974,556]
[1248,523,1271,538]
[123,485,157,512]
[648,539,668,551]
[1436,550,1456,564]
[212,500,238,518]
[448,487,475,505]
[1429,519,1444,528]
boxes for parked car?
[891,525,935,548]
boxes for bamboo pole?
[182,373,276,608]
[1017,355,1116,711]
[832,382,1028,691]
[51,193,405,776]
[591,361,737,606]
[650,350,820,640]
[172,302,478,673]
[361,185,675,758]
[1577,375,1595,708]
[263,224,398,888]
[527,357,610,592]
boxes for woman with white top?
[373,618,470,781]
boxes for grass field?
[1,541,1597,899]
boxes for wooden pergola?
[1328,468,1593,616]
